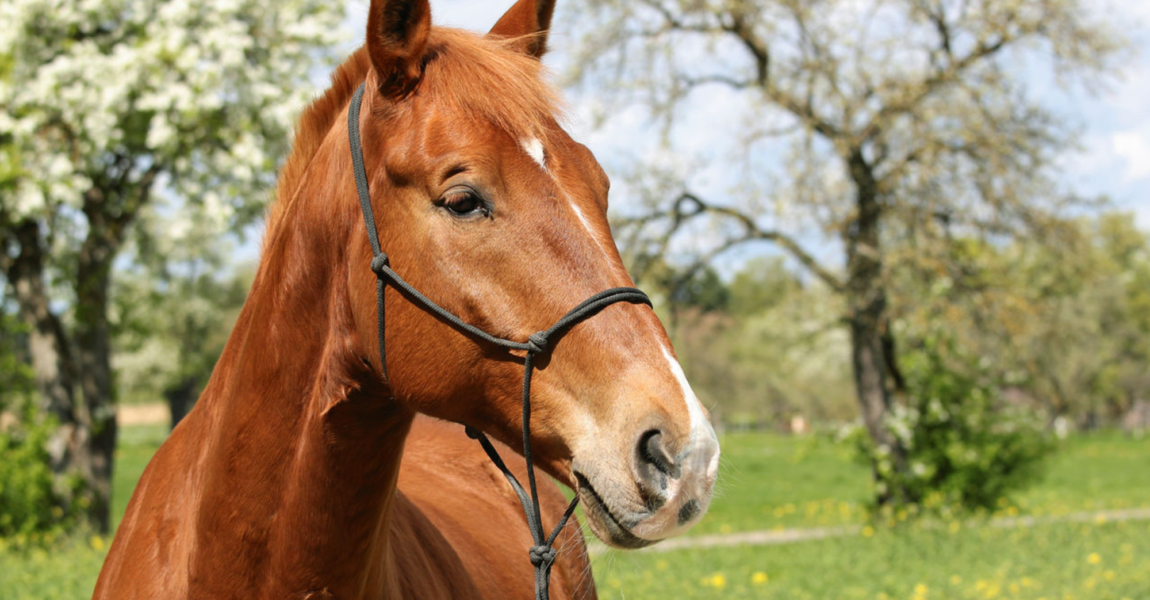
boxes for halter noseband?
[348,82,651,600]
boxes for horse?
[93,1,720,598]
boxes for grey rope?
[348,82,651,600]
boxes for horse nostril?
[638,430,679,479]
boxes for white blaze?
[521,137,546,170]
[661,346,720,480]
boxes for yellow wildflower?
[701,573,727,589]
[752,572,769,585]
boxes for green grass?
[2,427,1148,599]
[593,518,1150,599]
[692,431,871,534]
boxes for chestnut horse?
[93,1,719,598]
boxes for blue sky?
[328,0,1150,274]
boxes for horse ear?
[366,0,432,97]
[488,0,556,59]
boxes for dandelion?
[655,560,668,571]
[862,525,875,537]
[752,572,769,585]
[950,575,962,586]
[1103,570,1116,581]
[948,521,961,534]
[1087,553,1102,565]
[701,573,727,589]
[90,536,106,551]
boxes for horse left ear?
[488,0,556,59]
[367,0,432,97]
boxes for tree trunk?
[845,149,910,505]
[165,376,198,430]
[73,189,128,534]
[6,220,84,480]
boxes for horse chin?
[574,472,658,549]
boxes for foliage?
[647,258,856,428]
[113,262,251,410]
[0,0,344,226]
[0,312,79,542]
[845,335,1054,510]
[892,214,1150,429]
[0,310,32,398]
[0,404,82,542]
[0,0,344,529]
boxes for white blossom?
[1,0,346,238]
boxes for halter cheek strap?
[348,82,651,600]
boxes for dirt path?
[118,402,168,426]
[589,506,1150,555]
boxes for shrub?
[0,317,82,543]
[845,337,1054,511]
[0,403,83,543]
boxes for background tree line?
[647,211,1150,433]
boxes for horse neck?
[187,142,413,595]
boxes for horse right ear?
[366,0,431,98]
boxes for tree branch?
[669,192,845,292]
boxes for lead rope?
[347,82,651,600]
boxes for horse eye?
[441,189,486,217]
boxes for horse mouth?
[574,472,657,549]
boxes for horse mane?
[267,28,562,241]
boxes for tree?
[567,0,1125,504]
[115,256,252,429]
[0,0,343,531]
[903,213,1150,428]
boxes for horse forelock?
[266,27,563,245]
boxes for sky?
[329,0,1150,273]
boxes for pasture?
[2,426,1148,600]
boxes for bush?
[0,404,82,540]
[845,337,1054,511]
[0,316,82,543]
[0,403,83,543]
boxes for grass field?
[1,427,1148,599]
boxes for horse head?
[342,0,720,548]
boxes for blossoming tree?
[0,0,343,531]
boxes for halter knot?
[529,545,557,568]
[527,331,550,354]
[370,252,389,275]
